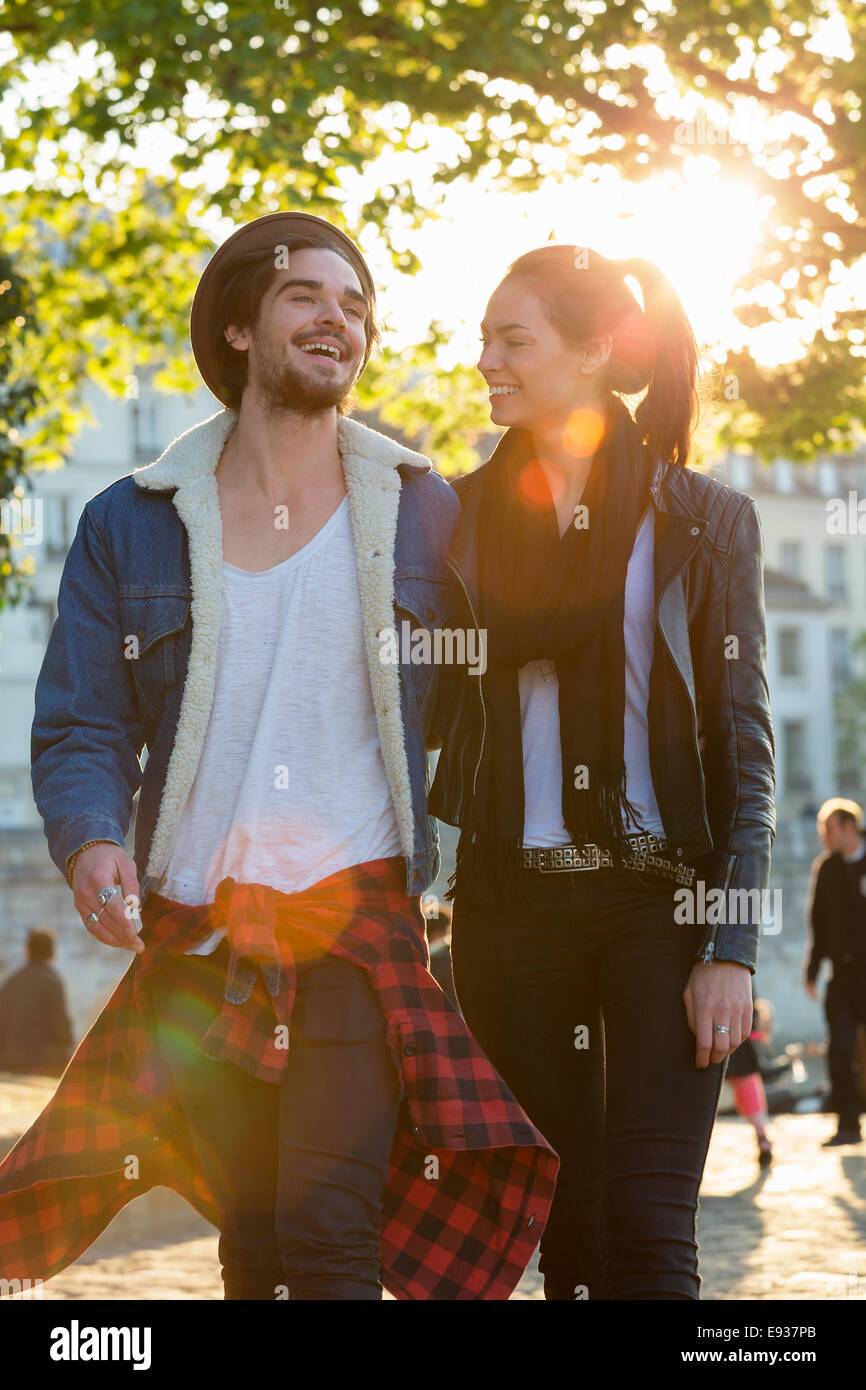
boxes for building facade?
[708,449,866,834]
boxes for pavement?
[0,1074,864,1300]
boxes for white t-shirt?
[520,506,666,846]
[156,496,403,955]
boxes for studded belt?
[520,834,696,887]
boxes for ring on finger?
[85,885,120,929]
[85,897,114,928]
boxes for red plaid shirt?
[0,858,558,1299]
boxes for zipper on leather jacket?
[447,556,487,801]
[655,524,713,846]
[700,853,736,964]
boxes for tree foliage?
[0,251,40,606]
[0,0,864,597]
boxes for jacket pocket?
[118,593,191,720]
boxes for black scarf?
[453,396,655,903]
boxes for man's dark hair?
[28,928,56,962]
[212,234,381,411]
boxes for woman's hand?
[683,959,752,1068]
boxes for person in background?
[0,928,74,1077]
[724,995,774,1168]
[804,797,866,1147]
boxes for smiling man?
[8,212,559,1302]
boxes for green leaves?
[0,0,863,606]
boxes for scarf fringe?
[448,774,659,910]
[446,831,527,908]
[562,768,652,854]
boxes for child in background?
[726,996,774,1167]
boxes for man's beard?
[252,332,357,417]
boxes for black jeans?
[824,967,866,1131]
[451,863,728,1300]
[149,936,401,1300]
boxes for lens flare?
[517,459,554,510]
[562,408,605,459]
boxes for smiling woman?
[429,238,775,1302]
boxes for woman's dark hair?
[503,245,700,466]
[212,234,381,411]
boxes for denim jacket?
[31,408,459,902]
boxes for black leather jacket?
[429,452,776,973]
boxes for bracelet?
[66,839,120,889]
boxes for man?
[805,798,866,1147]
[0,928,74,1076]
[3,212,557,1300]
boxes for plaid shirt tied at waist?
[0,857,559,1300]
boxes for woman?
[429,245,775,1299]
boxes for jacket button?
[137,629,145,640]
[527,1215,535,1228]
[426,607,435,622]
[404,1044,417,1056]
[690,526,700,537]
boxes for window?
[825,544,847,602]
[836,719,863,794]
[830,629,852,687]
[729,454,752,490]
[779,627,802,678]
[780,541,803,580]
[42,495,71,559]
[129,371,162,464]
[783,721,811,794]
[817,460,838,497]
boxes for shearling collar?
[130,406,429,891]
[132,407,431,491]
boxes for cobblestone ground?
[1,1075,863,1301]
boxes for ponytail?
[616,257,699,467]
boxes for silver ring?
[714,1024,731,1034]
[85,886,118,928]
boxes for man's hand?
[683,959,752,1069]
[72,843,144,953]
[805,979,818,1001]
